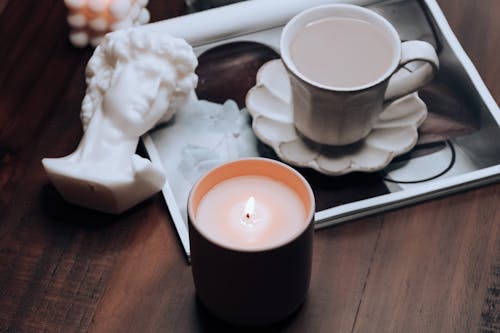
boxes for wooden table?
[1,1,498,332]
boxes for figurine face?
[103,53,173,136]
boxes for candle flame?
[244,196,255,219]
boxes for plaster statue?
[42,29,198,214]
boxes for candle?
[195,175,307,250]
[188,158,315,326]
[64,0,151,47]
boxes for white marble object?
[65,0,151,47]
[42,29,198,214]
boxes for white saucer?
[246,59,428,176]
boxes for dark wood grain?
[0,0,498,332]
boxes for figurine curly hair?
[81,28,198,131]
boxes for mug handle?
[384,40,439,101]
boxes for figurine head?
[81,29,198,136]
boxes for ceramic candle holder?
[188,158,315,326]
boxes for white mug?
[280,4,439,146]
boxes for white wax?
[64,0,151,47]
[195,175,307,250]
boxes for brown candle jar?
[188,158,315,326]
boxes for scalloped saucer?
[246,59,428,176]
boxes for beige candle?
[195,175,307,250]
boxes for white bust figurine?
[42,29,198,214]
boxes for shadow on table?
[194,295,302,332]
[40,183,151,227]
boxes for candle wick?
[246,213,250,219]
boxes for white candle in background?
[64,0,151,47]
